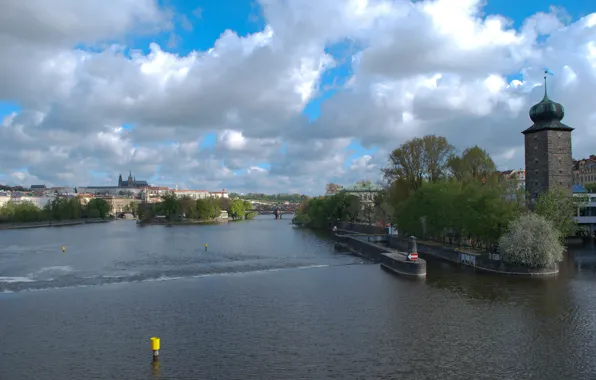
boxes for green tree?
[87,208,101,218]
[291,193,363,227]
[447,146,497,182]
[196,198,220,220]
[0,196,90,223]
[243,200,256,219]
[395,180,520,249]
[218,197,232,212]
[160,192,179,220]
[228,199,246,220]
[137,202,155,221]
[584,183,596,193]
[383,135,455,190]
[533,188,581,240]
[86,198,110,218]
[179,196,196,218]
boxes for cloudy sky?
[0,0,594,194]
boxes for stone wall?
[389,236,558,276]
[389,237,460,263]
[335,234,426,277]
[546,129,573,197]
[524,129,573,206]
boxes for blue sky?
[145,0,590,173]
[1,0,594,192]
[146,0,588,168]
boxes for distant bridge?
[246,208,296,219]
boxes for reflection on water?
[1,218,596,379]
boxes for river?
[1,216,596,379]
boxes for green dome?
[529,94,564,123]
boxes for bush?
[499,213,564,268]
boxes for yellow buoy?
[151,337,160,351]
[62,246,66,253]
[151,337,160,362]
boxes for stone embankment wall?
[332,222,558,276]
[388,236,558,276]
[335,234,426,278]
[0,218,109,230]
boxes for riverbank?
[137,218,228,226]
[0,218,110,231]
[335,221,559,277]
[335,233,426,278]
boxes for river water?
[1,216,596,379]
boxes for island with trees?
[0,197,111,229]
[136,192,256,225]
[293,135,584,274]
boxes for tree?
[0,196,90,223]
[383,135,455,190]
[86,198,110,218]
[218,197,232,212]
[584,183,596,193]
[228,199,246,220]
[160,192,179,220]
[499,213,564,268]
[243,200,256,219]
[447,146,497,182]
[395,180,520,248]
[292,193,363,227]
[137,202,155,221]
[178,196,196,218]
[534,188,582,240]
[373,190,393,226]
[196,198,220,220]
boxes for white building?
[209,189,229,199]
[341,182,382,204]
[173,189,210,199]
[574,186,596,234]
[0,195,54,209]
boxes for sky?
[0,0,595,195]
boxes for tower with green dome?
[522,71,574,206]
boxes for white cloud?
[0,0,595,194]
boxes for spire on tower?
[543,70,548,100]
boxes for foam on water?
[0,276,35,283]
[0,266,75,284]
[0,264,334,294]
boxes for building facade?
[573,156,596,186]
[209,189,229,199]
[173,189,210,199]
[523,76,574,206]
[79,171,150,196]
[498,169,525,190]
[0,194,54,209]
[340,182,382,210]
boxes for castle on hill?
[117,171,149,189]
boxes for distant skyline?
[1,0,595,194]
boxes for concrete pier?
[335,233,426,278]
